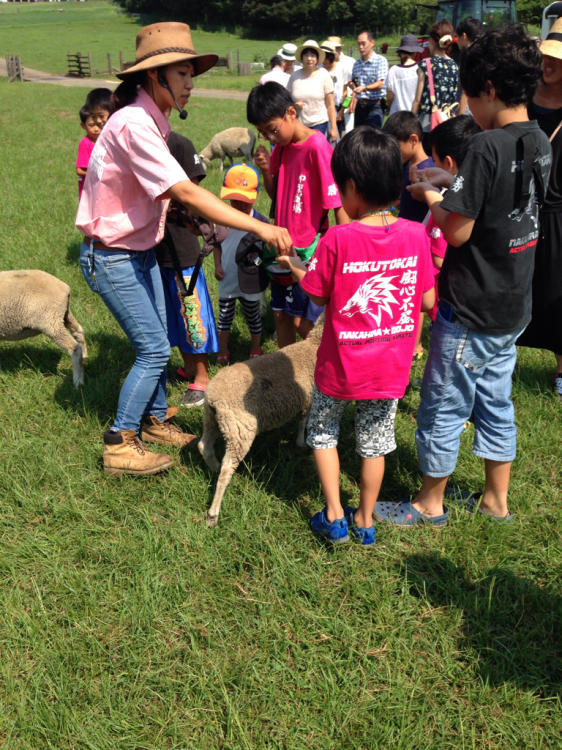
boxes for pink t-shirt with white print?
[426,214,448,321]
[301,220,434,400]
[269,130,341,247]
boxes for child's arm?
[421,286,436,313]
[277,254,328,305]
[432,254,444,269]
[410,165,454,190]
[76,166,87,178]
[407,183,475,247]
[254,145,275,199]
[213,246,224,281]
[334,206,350,224]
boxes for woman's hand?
[257,223,293,255]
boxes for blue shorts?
[270,279,308,318]
[416,305,526,477]
[160,266,219,354]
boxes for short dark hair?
[79,105,91,124]
[331,126,402,206]
[382,111,423,142]
[429,115,482,167]
[357,30,375,42]
[460,25,542,105]
[84,87,113,112]
[247,82,295,125]
[456,17,483,42]
[269,55,283,69]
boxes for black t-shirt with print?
[154,131,207,268]
[439,121,551,334]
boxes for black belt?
[438,301,459,323]
[86,238,127,252]
[356,98,382,107]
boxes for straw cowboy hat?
[295,40,326,64]
[540,17,562,60]
[327,36,343,48]
[320,40,338,56]
[117,22,218,80]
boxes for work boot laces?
[126,433,146,455]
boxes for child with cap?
[214,164,267,364]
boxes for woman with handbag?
[411,21,460,132]
[517,18,562,396]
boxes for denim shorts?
[416,307,526,477]
[307,385,398,458]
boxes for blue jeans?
[80,241,170,432]
[416,306,526,477]
[354,100,383,129]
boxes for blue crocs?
[310,508,349,544]
[373,498,449,527]
[344,506,376,546]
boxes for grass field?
[0,71,561,750]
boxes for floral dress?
[418,56,460,115]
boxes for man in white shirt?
[259,55,290,86]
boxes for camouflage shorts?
[306,385,398,458]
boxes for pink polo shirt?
[76,88,188,250]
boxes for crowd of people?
[74,19,561,545]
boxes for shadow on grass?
[0,342,63,378]
[399,552,562,697]
[65,238,81,265]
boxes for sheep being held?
[199,127,256,170]
[0,270,87,387]
[198,318,323,527]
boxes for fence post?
[88,52,93,76]
[119,50,124,70]
[107,53,112,74]
[237,48,240,76]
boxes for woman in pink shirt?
[76,22,291,477]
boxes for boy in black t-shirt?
[154,131,219,407]
[374,25,552,526]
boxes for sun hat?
[220,163,260,202]
[295,40,326,64]
[327,36,343,48]
[540,17,562,60]
[277,42,297,61]
[116,22,218,80]
[396,34,424,55]
[320,40,338,56]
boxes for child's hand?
[254,145,270,173]
[410,165,453,189]
[407,180,442,204]
[214,264,224,281]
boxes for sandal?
[217,352,230,366]
[249,348,263,359]
[179,383,206,408]
[445,488,514,522]
[373,498,449,527]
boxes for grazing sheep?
[198,318,323,527]
[199,127,256,170]
[0,270,87,387]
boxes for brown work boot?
[141,413,197,448]
[103,429,174,476]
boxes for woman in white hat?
[287,40,338,142]
[76,22,291,476]
[517,18,562,395]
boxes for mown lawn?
[0,78,560,749]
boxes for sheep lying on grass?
[198,318,323,527]
[0,270,87,387]
[199,127,256,170]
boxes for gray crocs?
[445,488,514,522]
[373,498,449,527]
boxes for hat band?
[546,31,562,42]
[135,46,198,65]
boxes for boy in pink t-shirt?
[248,82,348,347]
[278,127,435,545]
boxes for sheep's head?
[198,152,210,169]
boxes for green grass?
[1,78,561,749]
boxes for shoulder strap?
[426,59,436,103]
[512,131,545,212]
[550,119,562,142]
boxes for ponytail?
[112,72,145,111]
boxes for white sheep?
[199,127,256,170]
[0,270,87,387]
[198,319,323,527]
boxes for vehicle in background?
[542,1,562,37]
